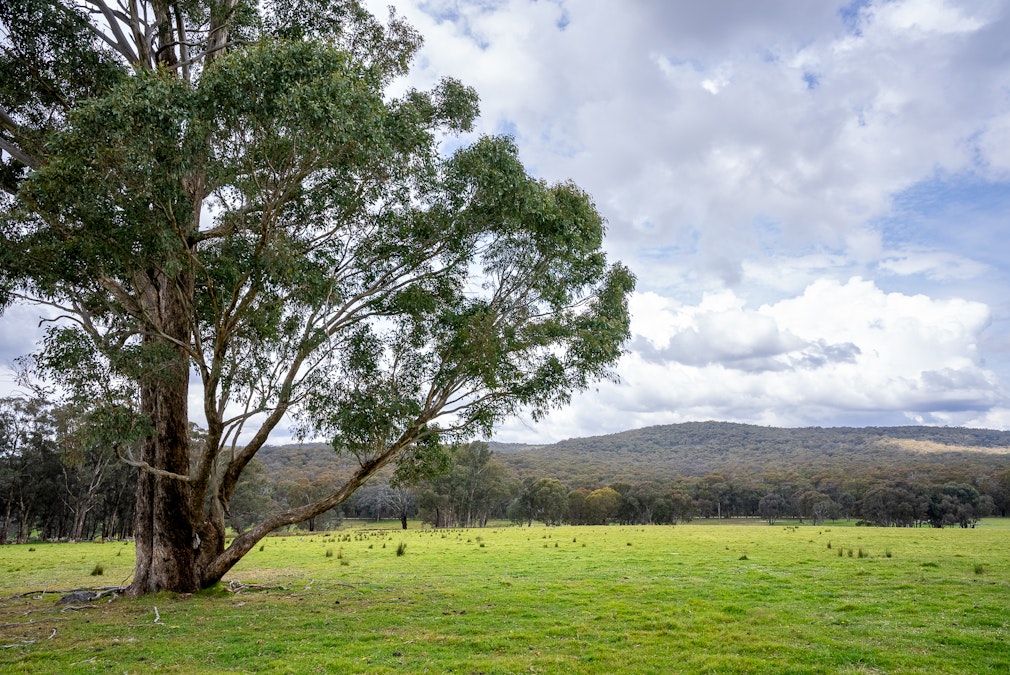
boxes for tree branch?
[115,445,191,482]
[0,136,39,170]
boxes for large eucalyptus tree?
[0,0,633,594]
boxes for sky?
[2,0,1010,445]
[361,0,1010,443]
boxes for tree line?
[4,397,1008,544]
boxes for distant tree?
[567,488,589,525]
[758,493,787,525]
[585,486,621,525]
[927,484,991,529]
[860,484,921,527]
[529,478,569,525]
[666,489,695,523]
[387,485,417,530]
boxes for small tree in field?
[0,0,633,595]
[759,493,787,525]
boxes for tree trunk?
[0,483,13,544]
[126,270,200,596]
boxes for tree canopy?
[0,0,633,594]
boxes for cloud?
[496,278,999,442]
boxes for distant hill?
[494,422,1010,487]
[255,422,1010,489]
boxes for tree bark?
[0,484,13,544]
[126,270,199,596]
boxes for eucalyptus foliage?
[0,0,633,593]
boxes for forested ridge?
[494,422,1010,483]
[257,421,1010,529]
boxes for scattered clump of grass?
[626,542,632,547]
[90,563,104,576]
[885,549,892,558]
[340,559,350,566]
[325,548,334,558]
[921,561,939,568]
[847,549,854,558]
[553,542,558,548]
[368,543,373,549]
[826,542,831,549]
[396,542,406,557]
[974,564,986,575]
[28,547,35,552]
[572,537,577,543]
[259,544,265,552]
[857,548,868,559]
[838,547,844,557]
[739,554,749,561]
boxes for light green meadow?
[1,521,1008,673]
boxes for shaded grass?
[1,522,1008,673]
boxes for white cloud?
[879,251,990,280]
[496,279,1000,442]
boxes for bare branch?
[0,136,38,170]
[81,0,140,64]
[115,445,191,482]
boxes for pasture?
[1,521,1008,673]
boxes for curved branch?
[115,445,191,482]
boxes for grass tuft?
[90,563,104,576]
[396,541,407,557]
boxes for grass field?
[1,520,1008,673]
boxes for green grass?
[1,521,1009,673]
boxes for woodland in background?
[4,399,1008,542]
